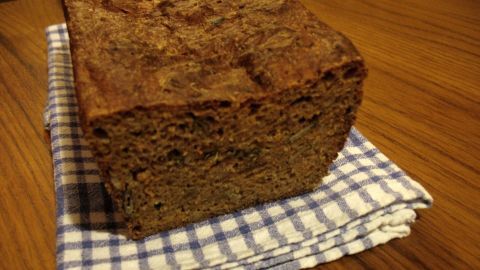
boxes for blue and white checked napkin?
[45,24,432,270]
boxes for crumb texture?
[63,0,367,239]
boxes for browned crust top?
[63,0,363,121]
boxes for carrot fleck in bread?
[62,0,367,239]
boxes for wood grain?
[0,0,478,269]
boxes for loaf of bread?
[63,0,367,239]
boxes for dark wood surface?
[0,0,478,269]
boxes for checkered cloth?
[45,24,432,270]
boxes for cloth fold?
[46,24,432,270]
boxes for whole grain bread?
[63,0,367,239]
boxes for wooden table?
[0,0,478,269]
